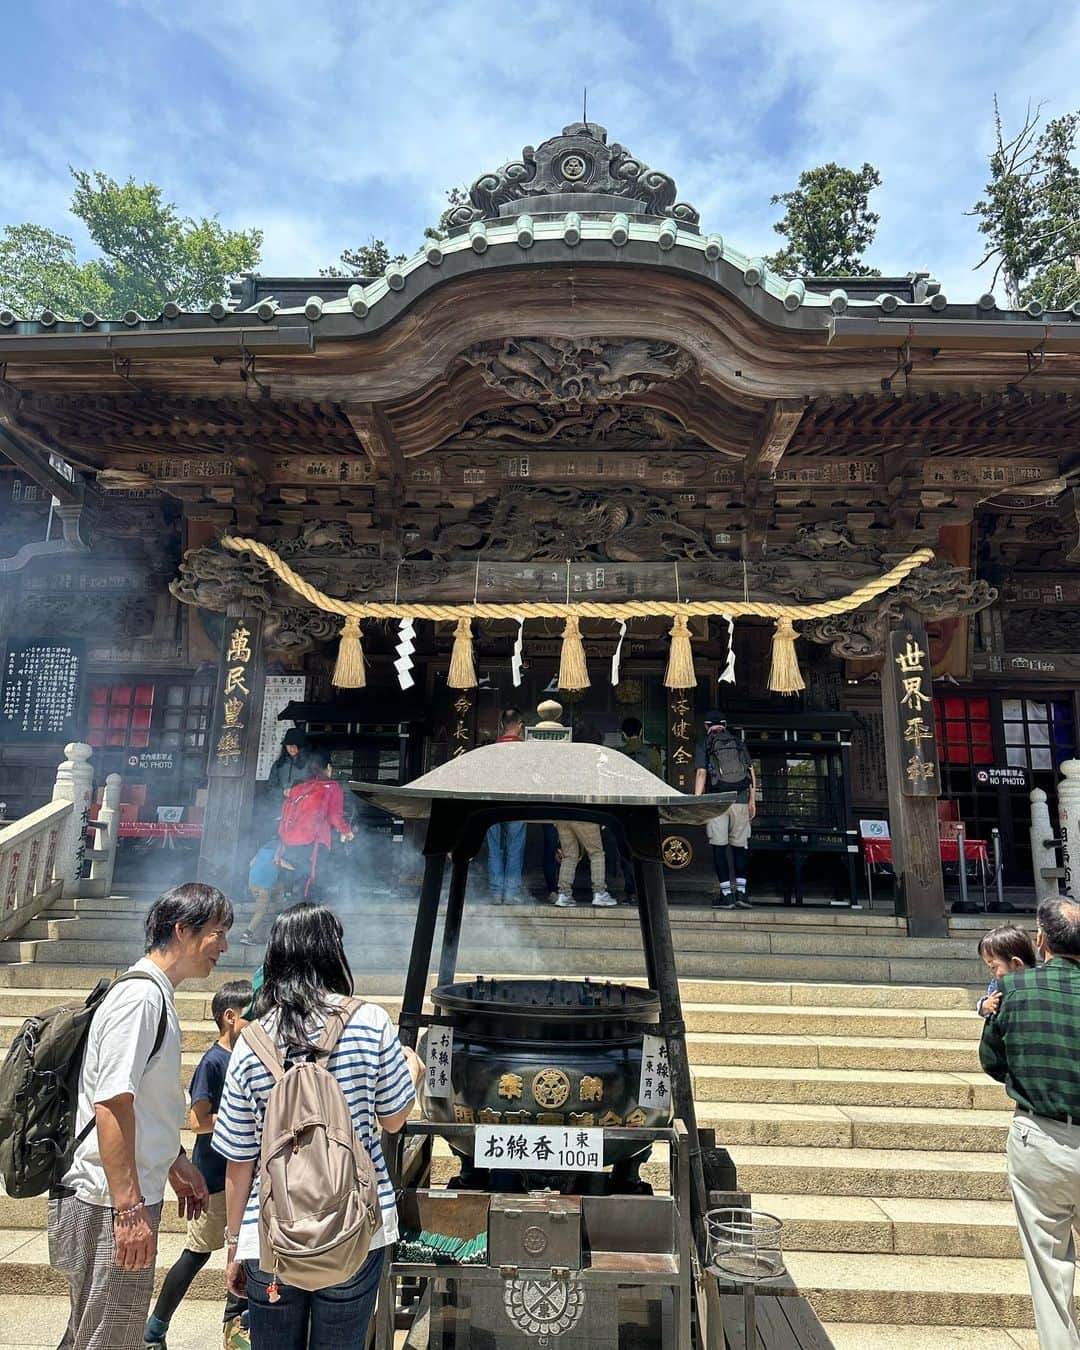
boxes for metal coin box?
[488,1193,582,1272]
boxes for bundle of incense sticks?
[398,1229,489,1265]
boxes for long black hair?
[252,902,354,1053]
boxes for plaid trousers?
[48,1192,163,1350]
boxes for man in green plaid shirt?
[980,896,1080,1348]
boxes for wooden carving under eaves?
[169,546,273,613]
[801,562,997,659]
[448,404,703,450]
[406,484,718,562]
[460,337,694,409]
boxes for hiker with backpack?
[213,902,424,1348]
[694,711,756,909]
[36,883,231,1350]
[275,750,354,904]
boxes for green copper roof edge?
[3,216,1080,344]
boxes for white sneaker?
[553,893,576,907]
[592,891,618,907]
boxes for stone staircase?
[0,893,1049,1348]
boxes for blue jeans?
[244,1247,384,1349]
[486,820,526,895]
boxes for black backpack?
[706,729,752,790]
[0,972,166,1199]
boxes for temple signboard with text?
[208,617,257,777]
[889,626,941,797]
[0,639,85,743]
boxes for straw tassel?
[448,617,477,689]
[331,616,366,688]
[768,616,805,694]
[664,613,696,689]
[558,615,590,691]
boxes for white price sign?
[474,1125,604,1172]
[639,1034,672,1111]
[425,1026,454,1099]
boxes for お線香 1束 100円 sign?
[0,639,86,743]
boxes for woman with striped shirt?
[212,904,422,1348]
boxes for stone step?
[0,1227,224,1299]
[759,1194,1021,1259]
[824,1326,1036,1349]
[704,1104,1012,1152]
[23,911,982,963]
[0,991,982,1054]
[4,938,984,986]
[0,1294,229,1350]
[681,1003,982,1039]
[783,1251,1038,1328]
[694,1063,1007,1110]
[0,964,981,1011]
[729,1143,1008,1201]
[686,1031,980,1072]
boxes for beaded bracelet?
[113,1199,146,1222]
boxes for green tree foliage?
[0,170,262,319]
[0,224,111,318]
[320,238,406,279]
[323,187,470,276]
[767,162,882,278]
[970,99,1080,309]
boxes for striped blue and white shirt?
[212,996,415,1264]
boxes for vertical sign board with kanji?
[889,625,941,797]
[0,638,86,742]
[667,688,694,790]
[209,617,257,778]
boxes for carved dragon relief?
[448,404,700,450]
[407,485,718,562]
[169,546,273,613]
[460,337,694,409]
[802,563,998,659]
[448,121,700,228]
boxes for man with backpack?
[43,882,232,1350]
[694,711,756,909]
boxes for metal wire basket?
[705,1207,785,1283]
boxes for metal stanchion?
[956,821,970,910]
[991,828,1006,910]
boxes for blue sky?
[2,1,1078,301]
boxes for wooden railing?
[0,799,72,942]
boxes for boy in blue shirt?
[144,980,252,1350]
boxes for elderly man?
[979,896,1080,1349]
[49,882,232,1350]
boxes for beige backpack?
[243,997,380,1292]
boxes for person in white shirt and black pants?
[48,883,232,1350]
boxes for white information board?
[425,1026,454,1099]
[474,1125,603,1172]
[255,675,307,780]
[639,1034,672,1111]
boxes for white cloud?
[1,0,1076,302]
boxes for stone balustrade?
[0,798,71,941]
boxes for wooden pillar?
[881,609,947,938]
[198,605,265,896]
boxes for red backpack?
[278,780,334,847]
